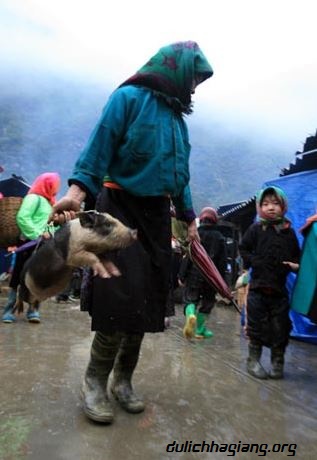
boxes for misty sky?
[1,0,317,153]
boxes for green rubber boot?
[183,303,197,339]
[195,312,213,339]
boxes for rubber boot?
[2,289,17,323]
[246,343,268,379]
[195,312,213,339]
[110,333,145,414]
[183,303,197,339]
[269,347,285,379]
[81,332,120,423]
[26,305,41,323]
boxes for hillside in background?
[0,68,296,212]
[188,118,291,209]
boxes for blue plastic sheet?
[264,171,317,344]
[289,310,317,344]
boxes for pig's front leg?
[69,251,121,278]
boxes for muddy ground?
[0,287,316,460]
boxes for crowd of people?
[0,41,306,425]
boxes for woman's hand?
[50,197,80,225]
[187,219,200,242]
[42,231,52,240]
[48,184,86,225]
[178,277,185,287]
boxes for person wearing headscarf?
[2,172,60,323]
[239,186,300,380]
[49,41,213,424]
[179,207,227,339]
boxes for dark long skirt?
[88,188,172,334]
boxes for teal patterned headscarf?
[256,185,290,229]
[120,41,213,114]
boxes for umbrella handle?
[231,299,242,314]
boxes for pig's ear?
[78,211,97,228]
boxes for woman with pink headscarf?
[2,172,60,323]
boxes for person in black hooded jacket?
[180,207,227,339]
[239,186,300,380]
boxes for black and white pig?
[14,210,137,312]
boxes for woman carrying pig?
[50,41,213,424]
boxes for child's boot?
[195,312,213,338]
[26,305,41,323]
[2,289,17,323]
[183,303,197,339]
[247,342,268,379]
[269,347,285,379]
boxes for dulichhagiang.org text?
[166,440,297,456]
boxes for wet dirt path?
[0,296,316,460]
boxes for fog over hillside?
[0,65,300,211]
[2,0,317,212]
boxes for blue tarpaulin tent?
[264,170,317,343]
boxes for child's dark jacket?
[239,222,300,294]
